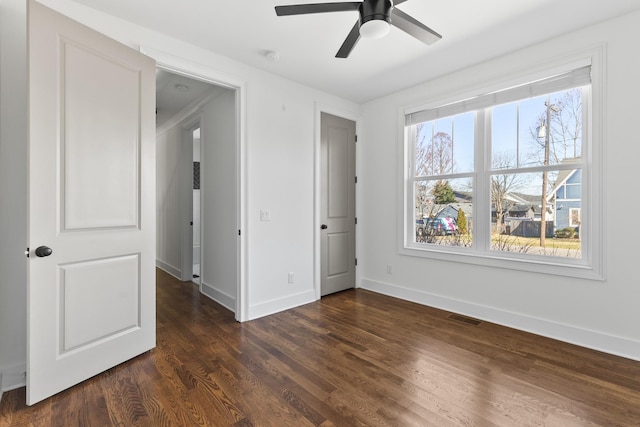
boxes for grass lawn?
[492,234,581,250]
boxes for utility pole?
[540,100,559,247]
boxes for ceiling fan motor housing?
[360,0,392,25]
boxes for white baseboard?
[1,362,27,393]
[248,289,316,321]
[201,282,236,313]
[361,278,640,362]
[156,260,182,280]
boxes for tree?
[433,180,455,204]
[490,153,523,234]
[415,127,454,177]
[532,88,583,163]
[415,126,455,218]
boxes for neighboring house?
[507,204,536,219]
[552,168,582,231]
[492,204,535,222]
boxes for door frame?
[143,47,247,322]
[313,104,361,300]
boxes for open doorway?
[191,126,201,285]
[155,68,241,318]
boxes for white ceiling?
[71,0,640,104]
[155,69,225,128]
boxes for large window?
[403,62,602,279]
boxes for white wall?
[200,90,237,310]
[0,0,361,388]
[0,0,28,392]
[358,11,640,360]
[155,125,184,278]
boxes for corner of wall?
[248,290,316,321]
[201,281,236,313]
[156,260,182,280]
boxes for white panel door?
[27,0,156,405]
[320,112,356,296]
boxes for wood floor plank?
[2,268,640,426]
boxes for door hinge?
[190,221,193,226]
[355,176,358,184]
[25,247,30,258]
[355,258,358,266]
[355,135,358,142]
[355,217,358,225]
[238,229,241,236]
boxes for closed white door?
[320,112,356,296]
[27,0,156,405]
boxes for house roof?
[551,158,581,195]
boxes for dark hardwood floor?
[2,268,640,426]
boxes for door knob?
[35,246,53,257]
[321,224,328,230]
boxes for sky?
[415,87,584,197]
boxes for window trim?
[569,208,582,228]
[397,47,605,281]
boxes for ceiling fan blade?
[335,20,361,58]
[390,7,442,45]
[392,0,409,5]
[275,2,360,16]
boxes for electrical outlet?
[288,272,294,284]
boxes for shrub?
[457,209,468,235]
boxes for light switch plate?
[260,209,271,221]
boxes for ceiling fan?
[274,0,442,58]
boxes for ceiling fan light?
[359,19,391,39]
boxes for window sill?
[399,243,604,281]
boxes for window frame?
[569,208,582,228]
[397,49,605,280]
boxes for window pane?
[566,184,581,199]
[491,171,581,258]
[453,113,475,173]
[491,88,584,170]
[491,103,518,169]
[415,178,473,246]
[415,112,474,177]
